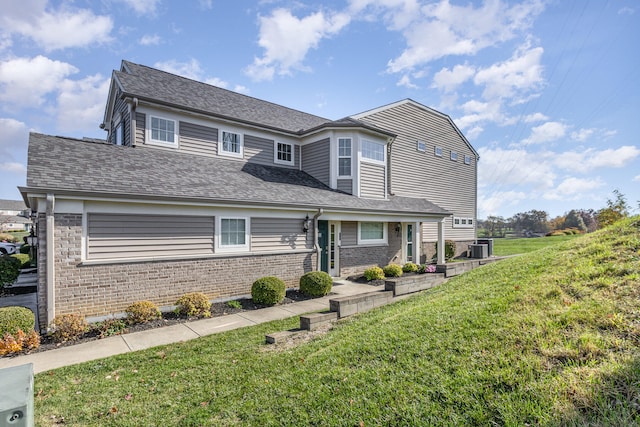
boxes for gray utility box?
[469,244,488,259]
[0,363,34,427]
[475,239,494,256]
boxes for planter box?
[384,273,446,296]
[329,291,393,318]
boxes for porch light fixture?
[302,215,312,233]
[395,223,401,236]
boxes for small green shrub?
[299,271,332,297]
[435,240,457,260]
[402,262,419,273]
[175,292,211,318]
[50,313,87,343]
[0,255,21,288]
[383,264,403,278]
[251,276,286,305]
[364,266,385,281]
[126,300,162,324]
[227,300,242,309]
[19,244,31,255]
[11,253,30,268]
[93,318,128,338]
[0,306,35,336]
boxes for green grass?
[493,234,582,256]
[34,218,640,426]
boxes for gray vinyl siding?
[179,121,217,156]
[360,162,386,199]
[244,135,299,168]
[251,217,312,251]
[87,213,214,260]
[341,221,357,246]
[337,179,352,194]
[301,138,330,186]
[110,94,130,146]
[135,112,145,146]
[357,102,477,241]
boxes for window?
[452,217,475,229]
[416,141,426,152]
[362,140,385,162]
[338,138,352,177]
[358,221,387,245]
[450,151,458,161]
[218,217,249,251]
[220,130,243,157]
[434,146,443,157]
[274,141,294,165]
[115,122,124,146]
[464,155,472,165]
[150,116,175,144]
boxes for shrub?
[364,266,385,281]
[251,276,286,305]
[50,313,87,343]
[126,300,162,324]
[0,329,40,356]
[0,306,35,336]
[299,271,332,297]
[402,262,419,273]
[435,240,457,260]
[11,253,30,268]
[0,233,20,243]
[175,292,211,318]
[93,319,128,338]
[383,264,403,278]
[19,244,31,255]
[0,255,21,288]
[227,300,242,309]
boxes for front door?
[318,220,328,273]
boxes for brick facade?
[421,240,475,262]
[339,224,402,277]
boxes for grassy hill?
[35,218,640,426]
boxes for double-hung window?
[217,217,249,251]
[357,222,387,245]
[274,141,294,165]
[220,130,243,158]
[338,138,352,177]
[361,140,385,163]
[150,116,176,145]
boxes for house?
[20,60,478,327]
[0,199,30,232]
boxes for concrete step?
[265,329,304,344]
[300,311,338,331]
[329,290,393,318]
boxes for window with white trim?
[220,130,243,157]
[338,138,352,177]
[274,141,294,165]
[357,222,387,245]
[150,116,176,144]
[217,217,249,251]
[450,151,458,161]
[115,122,124,146]
[416,141,426,152]
[434,146,443,157]
[464,155,471,165]
[452,217,475,229]
[362,140,385,162]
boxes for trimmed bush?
[0,306,35,336]
[11,253,30,268]
[299,271,332,297]
[175,292,211,318]
[0,254,21,288]
[402,262,419,273]
[383,264,403,278]
[251,276,286,305]
[50,313,87,343]
[435,240,457,260]
[364,266,385,281]
[0,329,40,356]
[126,300,162,324]
[19,244,31,255]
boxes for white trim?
[274,141,295,166]
[450,151,458,161]
[357,221,388,245]
[147,115,178,147]
[416,140,426,152]
[464,154,471,165]
[360,139,385,164]
[452,216,475,229]
[216,216,250,252]
[434,146,443,157]
[337,137,352,178]
[218,129,244,158]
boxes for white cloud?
[385,0,545,73]
[0,118,28,160]
[477,146,556,189]
[455,100,504,131]
[0,162,27,174]
[57,74,111,133]
[199,0,214,10]
[521,121,566,145]
[554,146,640,172]
[570,128,595,142]
[0,0,112,51]
[432,63,475,92]
[633,175,640,182]
[155,59,230,89]
[544,177,605,201]
[245,8,350,81]
[523,112,548,123]
[0,56,78,107]
[397,74,418,89]
[139,34,161,46]
[478,190,527,217]
[118,0,161,15]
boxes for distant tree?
[548,215,566,231]
[563,210,587,232]
[575,209,598,232]
[482,215,507,237]
[511,210,550,236]
[596,189,629,228]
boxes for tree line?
[478,190,636,238]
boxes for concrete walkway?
[0,280,384,374]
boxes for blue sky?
[1,0,638,219]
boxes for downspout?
[313,208,323,271]
[46,193,55,327]
[386,137,396,197]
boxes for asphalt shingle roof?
[25,133,449,216]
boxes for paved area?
[0,280,383,374]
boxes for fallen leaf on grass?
[200,401,209,407]
[124,393,133,401]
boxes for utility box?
[469,244,488,259]
[0,363,34,427]
[476,239,494,256]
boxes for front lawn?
[34,218,640,426]
[492,233,582,255]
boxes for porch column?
[414,221,421,264]
[437,218,445,265]
[46,193,55,327]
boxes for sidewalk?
[0,280,382,374]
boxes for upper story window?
[274,141,294,165]
[220,130,243,158]
[416,141,426,152]
[434,146,443,157]
[115,122,124,146]
[338,138,352,177]
[149,116,176,145]
[464,155,472,165]
[450,151,458,161]
[361,140,385,163]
